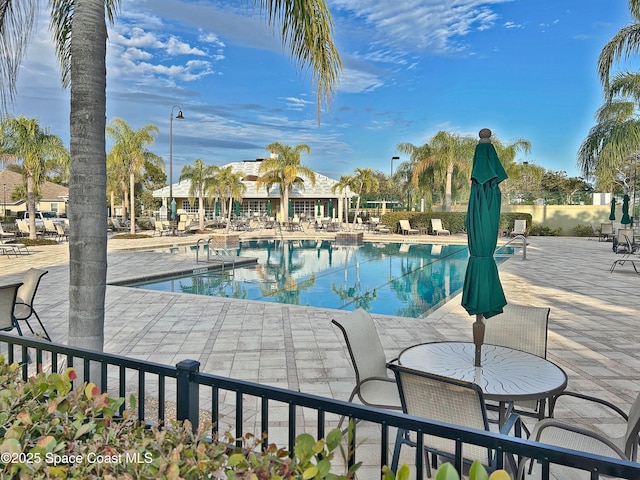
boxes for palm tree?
[397,143,435,211]
[348,167,378,231]
[0,0,341,354]
[408,132,477,212]
[106,118,160,235]
[180,158,218,231]
[216,166,247,234]
[331,174,352,223]
[256,142,316,221]
[0,116,69,239]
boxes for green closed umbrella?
[170,199,177,221]
[461,130,508,367]
[621,194,631,225]
[266,200,271,217]
[235,200,241,217]
[215,200,220,217]
[328,199,333,218]
[316,200,321,217]
[609,197,616,221]
[288,199,293,218]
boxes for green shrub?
[529,225,562,236]
[0,355,361,479]
[572,224,594,237]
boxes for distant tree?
[331,174,352,222]
[0,116,68,238]
[257,142,315,221]
[216,166,246,234]
[180,158,218,231]
[541,171,593,205]
[348,167,378,231]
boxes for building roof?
[153,160,354,199]
[0,169,69,205]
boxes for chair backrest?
[16,268,48,309]
[389,363,491,464]
[601,223,614,235]
[484,303,550,358]
[17,220,30,235]
[399,219,410,230]
[55,223,66,235]
[43,219,56,233]
[431,218,444,230]
[513,219,527,234]
[331,309,389,385]
[0,283,22,331]
[618,228,634,244]
[624,392,640,460]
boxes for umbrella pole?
[473,314,485,367]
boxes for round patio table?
[398,341,568,425]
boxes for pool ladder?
[496,234,527,260]
[196,238,237,275]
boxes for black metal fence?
[1,332,639,480]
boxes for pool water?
[130,240,509,318]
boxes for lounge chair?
[610,234,640,274]
[13,268,51,341]
[0,223,16,241]
[599,222,614,242]
[510,219,527,237]
[430,218,450,235]
[399,219,419,235]
[16,219,40,238]
[517,390,640,477]
[0,282,24,336]
[388,364,522,476]
[110,218,128,232]
[331,308,402,427]
[55,223,68,242]
[614,228,637,254]
[484,303,550,419]
[43,219,57,237]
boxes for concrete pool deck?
[1,227,639,474]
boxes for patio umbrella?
[214,200,219,217]
[328,199,333,218]
[266,200,271,217]
[609,197,616,221]
[461,129,508,367]
[170,199,177,221]
[288,199,293,218]
[621,194,631,225]
[235,200,241,217]
[316,200,321,217]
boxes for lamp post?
[169,105,184,222]
[390,156,400,212]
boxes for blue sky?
[8,0,634,181]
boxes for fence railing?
[1,332,639,480]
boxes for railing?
[498,234,527,260]
[1,332,639,480]
[195,238,236,276]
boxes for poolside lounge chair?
[518,390,640,477]
[510,219,528,237]
[331,308,402,427]
[599,222,614,242]
[55,223,68,242]
[399,219,418,235]
[388,363,522,476]
[610,235,640,275]
[43,219,57,237]
[16,219,40,238]
[430,218,450,235]
[484,303,550,419]
[110,218,128,232]
[0,282,24,336]
[13,268,51,341]
[0,223,16,241]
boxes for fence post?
[176,359,200,432]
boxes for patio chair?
[399,219,419,235]
[518,390,640,477]
[509,219,528,237]
[431,218,450,236]
[388,363,522,476]
[0,223,16,241]
[599,222,614,242]
[43,219,57,237]
[55,223,68,242]
[610,234,640,275]
[331,308,402,427]
[0,282,24,336]
[614,228,637,254]
[484,303,551,419]
[110,218,128,232]
[16,219,40,238]
[13,268,51,341]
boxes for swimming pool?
[130,240,510,318]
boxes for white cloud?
[282,96,313,110]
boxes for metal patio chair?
[13,268,51,341]
[331,308,402,428]
[0,282,24,336]
[388,363,522,476]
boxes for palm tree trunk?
[445,163,454,212]
[68,0,108,354]
[198,193,205,231]
[226,196,233,234]
[129,171,136,235]
[27,176,37,240]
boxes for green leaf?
[73,421,95,440]
[325,428,342,451]
[434,462,461,480]
[316,458,331,476]
[396,464,411,480]
[302,465,319,479]
[468,460,489,480]
[0,438,22,455]
[227,453,245,467]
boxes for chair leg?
[391,429,404,473]
[26,310,51,341]
[337,389,357,429]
